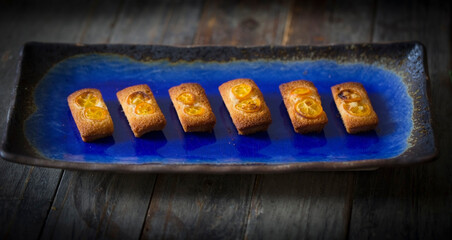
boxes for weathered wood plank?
[282,0,376,45]
[194,1,288,45]
[0,165,61,240]
[41,171,155,240]
[244,0,376,239]
[349,0,452,239]
[79,0,125,44]
[160,0,205,45]
[0,1,99,239]
[109,0,174,44]
[141,0,290,239]
[143,175,255,239]
[281,0,332,45]
[194,0,288,45]
[325,0,378,44]
[247,173,355,239]
[40,0,204,239]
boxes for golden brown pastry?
[279,80,328,133]
[67,88,114,142]
[218,78,272,135]
[331,82,378,133]
[117,84,166,137]
[169,83,216,132]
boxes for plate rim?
[0,41,438,173]
[0,149,438,173]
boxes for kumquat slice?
[291,87,311,96]
[127,91,151,106]
[235,98,261,113]
[231,83,252,99]
[184,106,206,116]
[290,87,313,103]
[135,102,155,115]
[337,89,362,102]
[83,106,107,121]
[295,97,323,119]
[177,92,195,105]
[75,92,99,108]
[343,101,371,117]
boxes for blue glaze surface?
[24,54,413,164]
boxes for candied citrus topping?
[343,101,371,117]
[83,106,107,121]
[231,83,252,99]
[337,89,362,102]
[127,91,151,106]
[135,102,155,115]
[184,106,205,116]
[290,87,313,103]
[235,98,261,113]
[295,97,323,119]
[75,92,99,108]
[291,87,311,96]
[177,92,195,105]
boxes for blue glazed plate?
[0,42,436,172]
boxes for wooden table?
[1,0,451,239]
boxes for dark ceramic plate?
[0,42,436,173]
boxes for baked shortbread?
[169,83,216,132]
[331,82,378,134]
[279,80,328,133]
[218,78,272,135]
[117,84,166,137]
[68,88,114,142]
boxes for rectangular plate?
[1,42,436,173]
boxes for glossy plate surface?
[0,42,436,172]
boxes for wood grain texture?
[282,0,376,45]
[0,166,60,240]
[244,0,375,239]
[0,1,97,239]
[143,175,255,239]
[109,0,173,44]
[160,0,205,45]
[79,0,125,43]
[141,0,290,239]
[349,0,452,239]
[246,173,354,239]
[194,0,289,45]
[41,171,155,240]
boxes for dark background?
[1,0,451,239]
